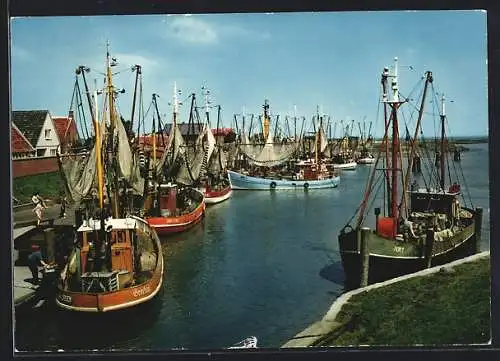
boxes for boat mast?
[105,41,120,218]
[130,64,142,140]
[440,93,446,191]
[242,106,246,138]
[152,95,158,179]
[93,87,105,210]
[77,65,96,127]
[381,65,392,216]
[263,100,270,140]
[401,71,433,216]
[383,57,402,235]
[171,81,180,165]
[315,105,320,164]
[203,86,211,126]
[217,105,224,170]
[294,105,297,141]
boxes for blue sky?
[10,11,488,138]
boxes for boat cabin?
[144,183,178,217]
[295,161,330,181]
[408,187,460,217]
[75,218,139,293]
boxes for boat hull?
[203,186,233,204]
[55,217,164,312]
[332,161,358,170]
[227,170,340,190]
[338,217,478,290]
[147,202,205,235]
[357,157,375,164]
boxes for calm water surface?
[14,143,490,351]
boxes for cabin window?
[45,129,51,139]
[410,193,454,215]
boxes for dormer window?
[45,129,51,139]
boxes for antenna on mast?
[391,57,399,103]
[202,85,211,114]
[440,93,446,117]
[173,81,182,114]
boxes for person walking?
[32,192,47,226]
[59,192,68,219]
[27,244,48,285]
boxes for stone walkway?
[12,203,77,309]
[12,203,77,228]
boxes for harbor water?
[14,143,490,351]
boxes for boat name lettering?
[132,285,151,297]
[57,294,72,304]
[393,246,405,253]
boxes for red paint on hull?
[204,185,232,204]
[147,202,205,236]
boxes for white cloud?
[162,15,271,45]
[165,16,218,45]
[223,25,271,41]
[81,52,160,81]
[114,53,159,70]
[11,45,32,62]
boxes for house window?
[50,149,56,156]
[37,148,46,157]
[45,129,51,139]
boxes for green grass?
[330,257,491,346]
[12,171,65,203]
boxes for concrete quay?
[12,203,77,309]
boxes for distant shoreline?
[368,137,488,144]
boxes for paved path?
[13,266,40,307]
[12,203,77,228]
[12,204,77,309]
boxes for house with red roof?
[52,111,80,153]
[11,122,36,158]
[11,110,60,158]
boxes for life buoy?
[270,182,277,189]
[304,183,310,190]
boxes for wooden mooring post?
[425,228,435,269]
[360,227,370,287]
[44,228,55,264]
[474,207,483,253]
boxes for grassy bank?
[12,172,64,203]
[323,257,490,346]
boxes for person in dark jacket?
[28,245,48,285]
[59,192,68,218]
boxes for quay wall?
[12,154,86,178]
[282,251,490,348]
[12,157,59,178]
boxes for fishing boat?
[144,183,205,235]
[330,139,358,170]
[327,118,358,170]
[356,154,375,164]
[338,57,483,290]
[197,87,232,204]
[355,119,376,164]
[142,84,206,236]
[56,44,163,312]
[228,100,340,190]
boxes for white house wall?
[35,112,61,157]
